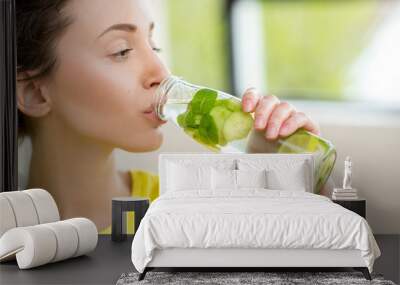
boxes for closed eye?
[112,48,132,57]
[112,48,133,60]
[152,47,162,53]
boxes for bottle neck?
[155,76,198,120]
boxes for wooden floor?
[0,235,398,285]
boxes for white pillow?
[167,163,212,191]
[266,163,308,191]
[212,168,237,190]
[236,169,267,189]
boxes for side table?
[112,197,149,242]
[332,198,366,218]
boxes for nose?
[142,50,171,90]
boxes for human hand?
[241,88,320,140]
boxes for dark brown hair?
[16,0,71,137]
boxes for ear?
[17,72,52,118]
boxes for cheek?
[50,55,149,144]
[54,59,133,118]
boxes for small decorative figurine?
[342,156,352,189]
[332,156,358,200]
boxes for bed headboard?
[159,153,315,194]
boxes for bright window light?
[231,0,400,104]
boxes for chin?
[121,131,164,153]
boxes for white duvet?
[131,190,380,273]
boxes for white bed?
[131,153,380,280]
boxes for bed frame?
[138,153,372,281]
[139,248,371,280]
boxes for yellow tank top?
[99,170,159,235]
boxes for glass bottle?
[155,76,336,193]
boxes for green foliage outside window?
[167,0,229,92]
[167,0,379,101]
[262,0,378,100]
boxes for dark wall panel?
[0,0,18,192]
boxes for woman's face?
[46,0,169,152]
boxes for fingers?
[252,95,280,129]
[241,88,261,112]
[279,112,321,137]
[265,102,296,139]
[241,88,321,139]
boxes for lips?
[143,104,167,125]
[143,104,155,114]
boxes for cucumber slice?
[277,129,324,154]
[222,111,253,142]
[216,98,242,112]
[209,106,232,146]
[178,88,252,150]
[277,129,336,193]
[315,150,336,192]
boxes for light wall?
[300,102,400,234]
[322,124,400,234]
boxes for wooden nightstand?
[332,198,366,218]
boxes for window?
[164,0,400,105]
[166,0,230,91]
[230,0,400,104]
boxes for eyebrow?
[97,22,155,38]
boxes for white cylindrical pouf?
[0,226,57,269]
[23,189,60,224]
[42,221,79,262]
[0,192,39,227]
[65,218,98,257]
[0,195,17,237]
